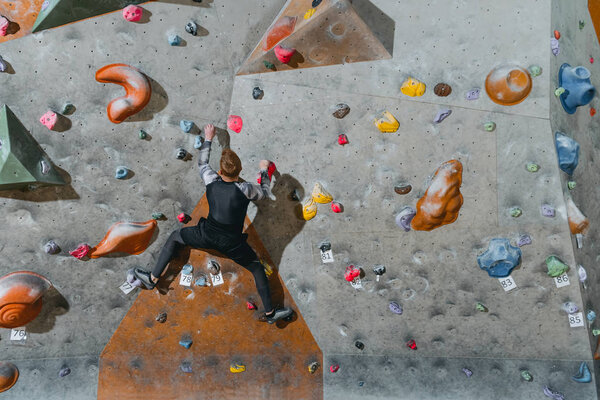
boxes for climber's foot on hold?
[133,268,156,289]
[262,306,293,324]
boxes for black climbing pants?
[152,219,273,312]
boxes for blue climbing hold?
[180,120,194,133]
[115,167,128,179]
[555,132,580,176]
[194,135,203,149]
[558,64,596,114]
[182,264,193,274]
[477,238,522,278]
[168,34,182,46]
[179,339,193,349]
[195,275,207,286]
[572,362,591,383]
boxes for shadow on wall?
[0,166,79,202]
[27,286,69,334]
[350,0,395,56]
[125,76,169,122]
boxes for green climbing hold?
[593,329,600,336]
[263,60,275,69]
[61,102,75,115]
[510,207,522,218]
[546,255,569,277]
[579,20,585,30]
[521,370,533,382]
[152,212,165,220]
[526,163,539,172]
[139,129,148,139]
[528,65,542,77]
[555,87,566,97]
[475,302,487,312]
[568,180,576,190]
[483,122,496,132]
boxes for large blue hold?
[477,238,522,278]
[558,64,596,114]
[555,132,580,176]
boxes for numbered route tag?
[320,249,334,264]
[554,273,570,288]
[179,273,193,287]
[350,277,363,289]
[498,276,517,292]
[119,281,137,295]
[210,271,224,286]
[10,328,27,341]
[569,312,585,328]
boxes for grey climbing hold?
[58,367,71,377]
[180,120,194,133]
[0,55,7,72]
[372,265,386,276]
[555,132,580,175]
[551,38,560,56]
[517,234,531,247]
[562,302,578,314]
[115,166,128,179]
[578,265,587,283]
[389,302,403,314]
[185,21,198,36]
[541,204,555,217]
[44,240,60,254]
[572,362,591,383]
[332,103,350,119]
[395,206,416,232]
[318,241,331,252]
[168,34,182,46]
[194,135,203,149]
[180,362,193,373]
[252,87,264,100]
[477,238,522,278]
[462,368,473,377]
[155,312,167,323]
[152,212,165,220]
[208,260,220,275]
[40,160,51,175]
[176,148,188,159]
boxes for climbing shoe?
[133,268,156,289]
[261,306,293,324]
[311,182,333,204]
[302,197,318,221]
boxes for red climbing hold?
[329,364,340,373]
[554,30,561,39]
[177,213,190,223]
[246,301,257,310]
[257,162,277,184]
[591,107,596,116]
[344,265,360,282]
[331,202,343,213]
[338,134,348,145]
[274,45,296,64]
[406,340,417,350]
[69,244,91,259]
[227,115,243,133]
[591,57,595,64]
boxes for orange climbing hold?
[554,30,561,39]
[88,220,157,258]
[411,160,463,231]
[0,271,52,329]
[262,16,297,51]
[0,362,18,393]
[95,64,152,124]
[485,65,532,106]
[566,197,589,235]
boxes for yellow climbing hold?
[302,197,318,220]
[304,8,316,19]
[261,259,274,278]
[312,182,333,204]
[230,363,246,373]
[401,77,426,97]
[374,111,399,133]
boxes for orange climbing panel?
[98,195,323,400]
[590,0,600,45]
[0,0,45,43]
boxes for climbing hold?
[182,264,193,275]
[572,362,591,383]
[389,302,403,314]
[483,122,496,132]
[304,8,316,19]
[529,65,542,77]
[374,111,399,133]
[510,207,522,218]
[546,256,569,277]
[195,275,207,286]
[58,367,71,378]
[252,87,264,100]
[176,148,188,160]
[462,368,473,378]
[475,302,487,312]
[89,220,157,258]
[0,16,9,37]
[395,207,416,231]
[433,83,452,97]
[594,329,600,336]
[591,57,595,65]
[122,5,142,22]
[591,107,596,117]
[44,240,60,254]
[566,197,589,235]
[543,386,565,400]
[562,302,578,314]
[331,202,343,213]
[151,212,164,220]
[400,77,426,97]
[477,238,522,278]
[394,183,411,195]
[95,64,152,124]
[412,160,463,231]
[194,135,203,149]
[312,0,322,7]
[155,312,167,323]
[115,166,128,179]
[332,103,350,119]
[39,110,58,130]
[208,260,220,275]
[0,362,19,393]
[319,241,331,252]
[329,364,339,373]
[345,265,361,282]
[180,362,192,373]
[541,204,555,217]
[179,339,193,349]
[168,34,182,46]
[354,341,364,350]
[256,161,276,184]
[263,60,275,69]
[337,133,349,145]
[466,89,480,100]
[517,234,532,247]
[139,129,147,139]
[551,38,560,56]
[579,20,585,29]
[180,120,194,133]
[312,182,333,204]
[262,16,297,51]
[274,45,296,64]
[358,381,365,387]
[558,64,596,114]
[185,21,198,36]
[485,65,532,106]
[230,363,246,373]
[587,310,596,322]
[302,198,317,221]
[521,370,533,382]
[61,102,75,115]
[554,87,566,97]
[69,244,90,259]
[0,56,7,72]
[246,301,257,310]
[526,163,539,172]
[373,265,386,276]
[406,340,417,350]
[177,213,190,223]
[555,132,580,175]
[554,30,560,40]
[578,265,588,283]
[227,115,243,133]
[308,361,319,374]
[433,109,452,123]
[126,269,142,288]
[0,271,52,329]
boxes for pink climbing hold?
[331,202,343,213]
[177,213,191,223]
[344,265,360,282]
[274,45,296,64]
[40,111,58,130]
[246,301,257,310]
[338,134,348,145]
[329,364,340,373]
[69,244,91,259]
[122,5,143,22]
[227,115,243,133]
[257,162,276,184]
[0,16,9,37]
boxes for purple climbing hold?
[389,301,403,314]
[562,302,579,314]
[44,240,60,254]
[551,38,560,56]
[541,204,555,217]
[0,55,7,72]
[462,368,473,377]
[126,268,143,288]
[58,367,71,377]
[517,234,532,247]
[395,207,416,232]
[433,109,452,123]
[543,386,565,400]
[466,89,480,100]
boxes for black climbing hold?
[355,340,364,350]
[318,241,331,252]
[185,21,198,36]
[252,87,264,100]
[263,60,275,69]
[373,265,386,275]
[289,189,300,201]
[312,0,323,7]
[155,312,167,323]
[176,148,188,160]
